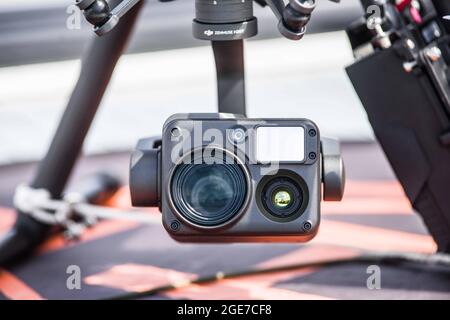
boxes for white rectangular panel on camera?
[256,127,305,162]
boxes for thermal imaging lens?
[272,190,293,209]
[256,171,309,222]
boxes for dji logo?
[204,30,214,37]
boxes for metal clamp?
[14,184,89,239]
[13,184,159,240]
[76,0,143,36]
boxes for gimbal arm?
[76,0,146,36]
[262,0,286,20]
[78,0,341,40]
[263,0,341,40]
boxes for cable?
[103,251,450,300]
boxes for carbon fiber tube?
[212,40,247,115]
[0,1,143,267]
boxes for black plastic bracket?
[321,138,346,201]
[130,137,162,207]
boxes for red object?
[396,0,422,24]
[410,6,423,24]
[396,0,413,12]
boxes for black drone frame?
[0,0,340,266]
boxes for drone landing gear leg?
[212,40,247,116]
[0,1,144,267]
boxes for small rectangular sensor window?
[256,127,305,162]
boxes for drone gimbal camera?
[74,0,345,243]
[76,0,340,39]
[0,0,348,266]
[130,114,345,243]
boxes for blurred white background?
[0,0,373,165]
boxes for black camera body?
[130,114,345,243]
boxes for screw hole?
[170,220,180,231]
[303,221,313,231]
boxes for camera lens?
[257,170,309,222]
[263,177,303,218]
[273,190,293,209]
[171,151,248,227]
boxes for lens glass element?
[256,171,309,222]
[272,190,292,209]
[182,166,236,216]
[171,153,248,227]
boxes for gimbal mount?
[76,0,340,114]
[77,0,339,39]
[0,0,340,266]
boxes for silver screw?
[405,39,415,50]
[425,47,442,63]
[403,61,418,73]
